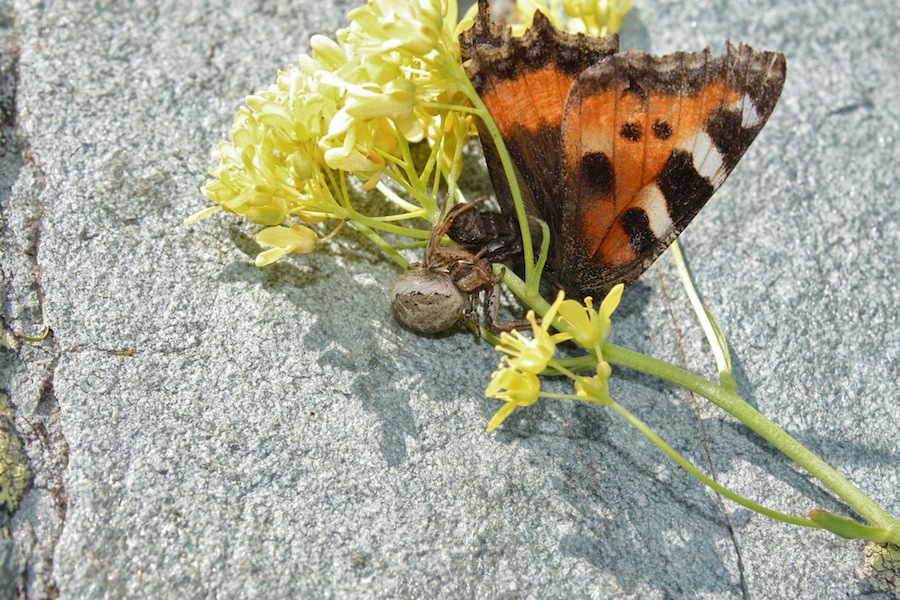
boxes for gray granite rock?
[1,0,897,597]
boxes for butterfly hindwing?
[558,44,786,297]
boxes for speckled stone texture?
[0,0,897,597]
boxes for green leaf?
[809,510,894,542]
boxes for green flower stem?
[606,398,817,528]
[451,71,536,286]
[370,211,430,222]
[343,207,433,238]
[386,173,439,214]
[395,134,431,210]
[426,136,445,202]
[537,392,583,400]
[17,325,50,343]
[497,269,820,528]
[669,240,732,381]
[413,117,447,202]
[374,149,438,217]
[480,329,501,346]
[544,355,598,374]
[498,266,550,315]
[324,159,432,235]
[497,261,899,540]
[546,359,580,381]
[603,342,900,542]
[443,121,467,205]
[532,220,552,297]
[349,221,409,269]
[374,182,424,213]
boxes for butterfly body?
[453,2,786,299]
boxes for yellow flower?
[486,286,623,426]
[346,0,450,59]
[344,79,418,121]
[309,34,347,71]
[494,291,571,374]
[560,285,624,406]
[198,57,347,231]
[557,283,623,349]
[575,362,613,405]
[192,0,480,266]
[255,224,319,266]
[184,205,222,225]
[515,0,632,36]
[485,368,541,431]
[309,0,469,188]
[322,112,384,173]
[485,293,575,430]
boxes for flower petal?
[486,402,519,432]
[255,224,319,265]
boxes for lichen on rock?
[0,394,31,512]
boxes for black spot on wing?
[619,208,656,254]
[620,122,642,142]
[657,150,715,223]
[653,120,672,140]
[580,152,615,198]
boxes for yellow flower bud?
[255,224,319,266]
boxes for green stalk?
[604,342,900,541]
[449,69,536,285]
[498,265,550,315]
[669,240,734,388]
[606,399,817,528]
[342,207,433,238]
[349,221,409,269]
[395,133,430,210]
[374,181,423,213]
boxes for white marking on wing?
[636,184,673,238]
[691,131,724,183]
[740,96,762,129]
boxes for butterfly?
[449,0,787,299]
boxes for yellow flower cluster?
[486,284,624,431]
[188,0,635,430]
[557,283,623,352]
[190,0,474,266]
[486,293,572,431]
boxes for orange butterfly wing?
[461,8,618,236]
[456,2,787,299]
[558,44,786,297]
